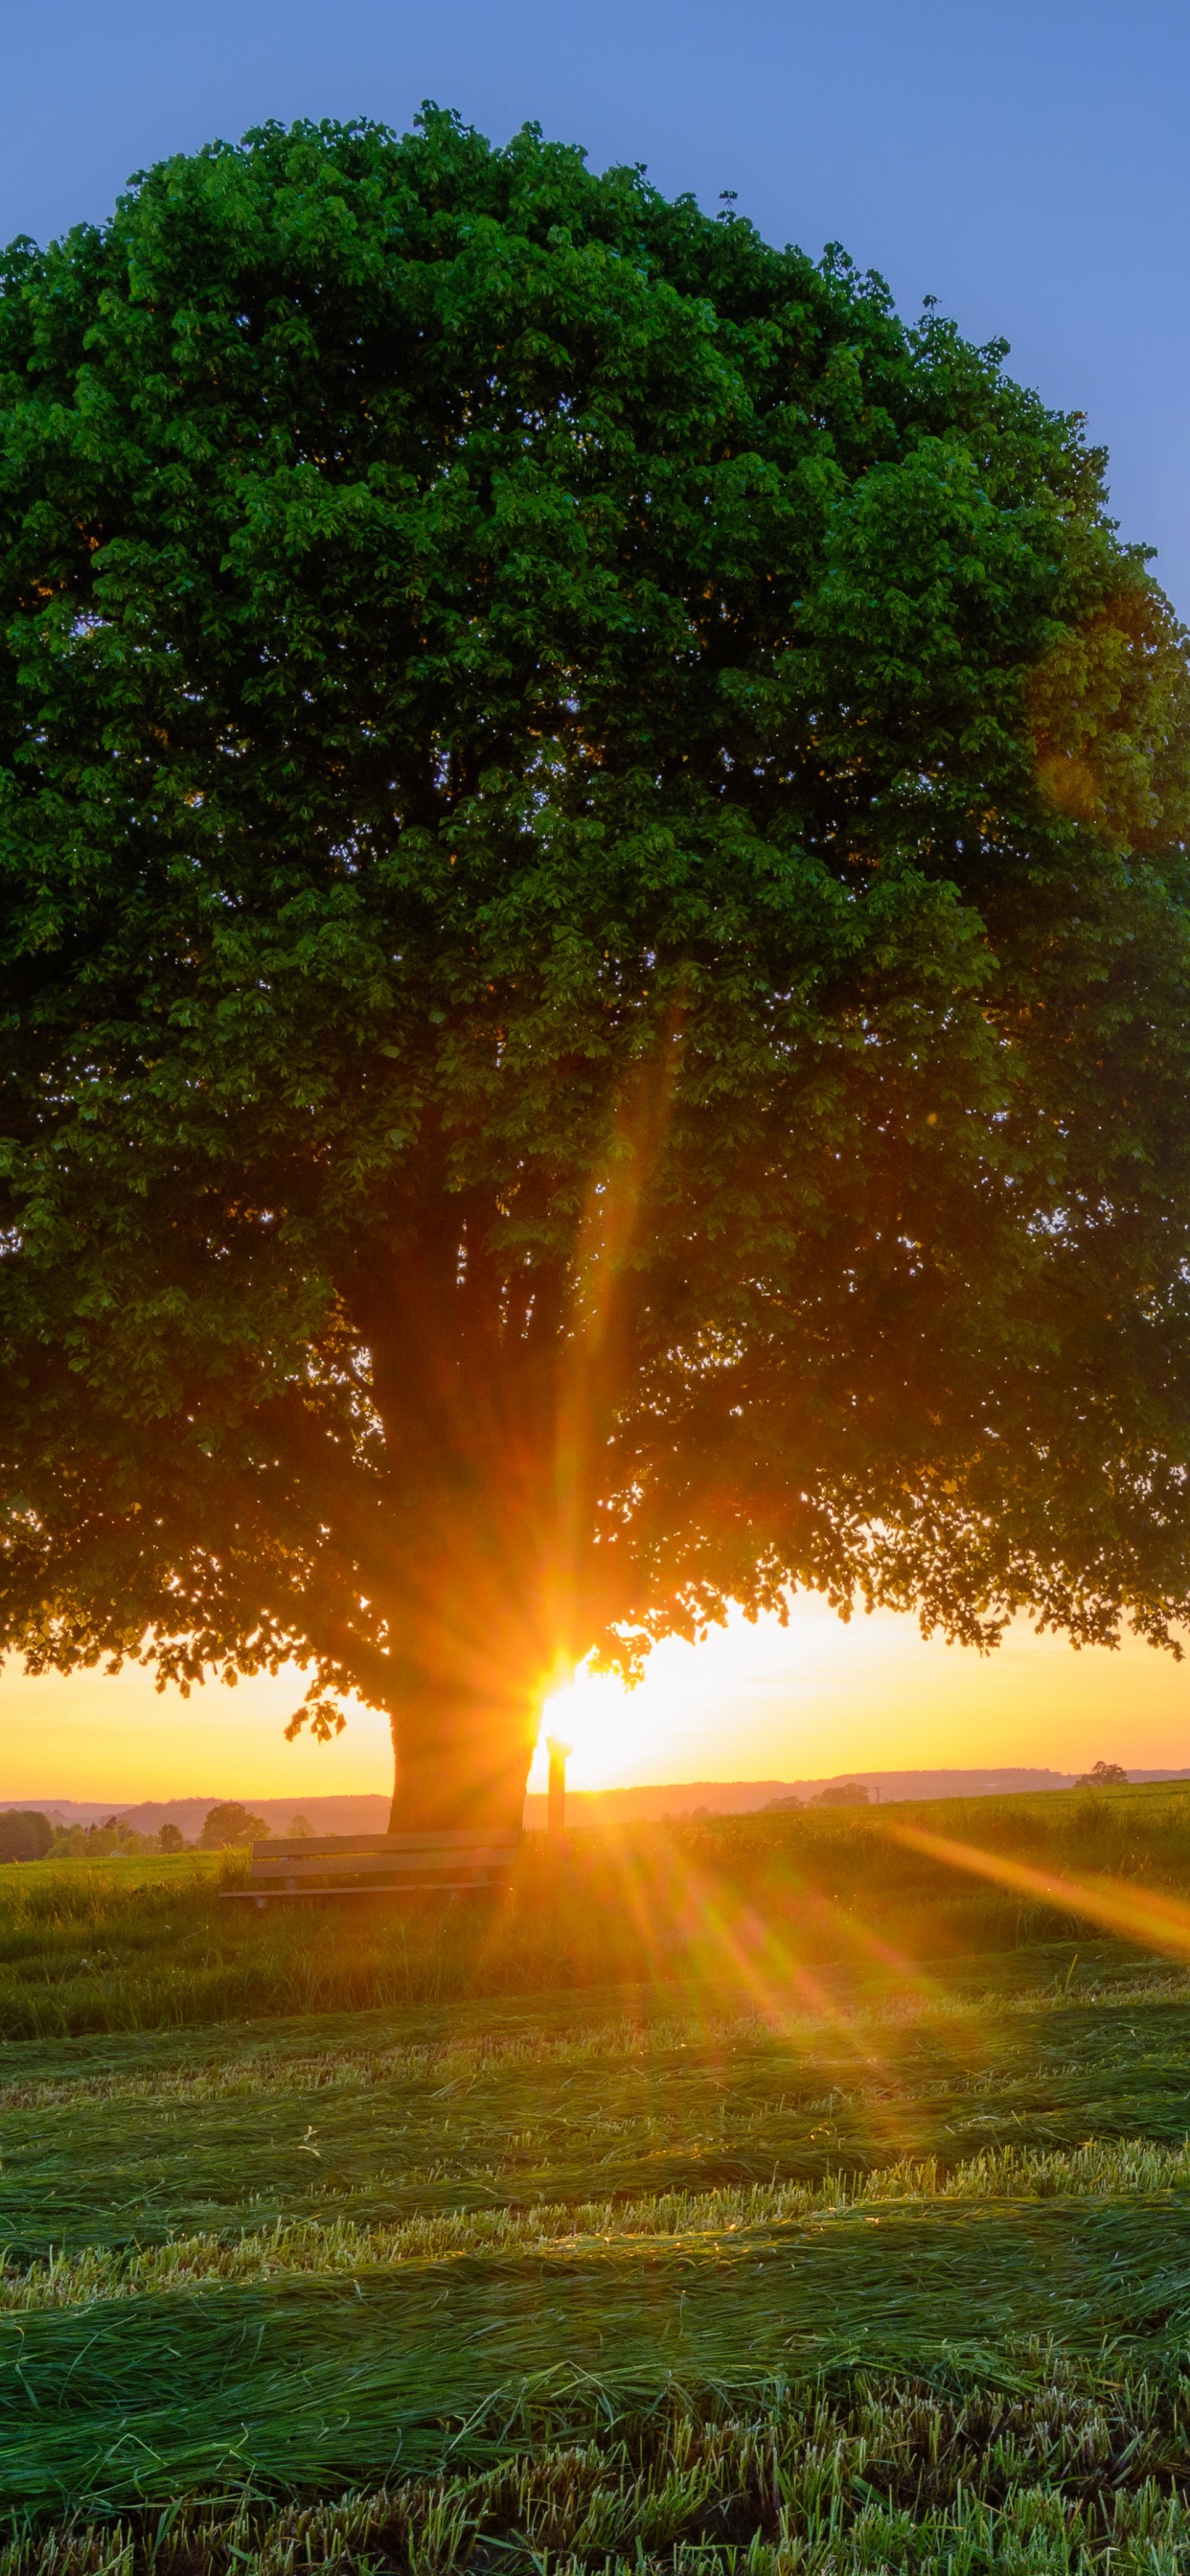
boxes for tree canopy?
[2,110,1190,1827]
[0,1810,52,1863]
[199,1803,268,1850]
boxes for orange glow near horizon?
[2,1593,1189,1805]
[527,1597,1190,1796]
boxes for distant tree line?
[0,1801,312,1859]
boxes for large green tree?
[3,112,1190,1829]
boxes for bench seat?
[221,1827,520,1905]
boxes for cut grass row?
[7,2132,1190,2310]
[9,1827,1190,2548]
[3,1948,1184,2105]
[8,2359,1190,2574]
[11,1963,1190,2258]
[7,2196,1190,2514]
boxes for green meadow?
[6,1778,1190,2041]
[6,1782,1190,2566]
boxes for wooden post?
[545,1736,572,1852]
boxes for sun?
[531,1612,781,1791]
[533,1666,651,1791]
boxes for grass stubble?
[7,2131,1190,2310]
[8,1786,1190,2560]
[9,2361,1190,2576]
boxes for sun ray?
[891,1822,1190,1959]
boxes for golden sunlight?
[535,1667,647,1790]
[6,1595,1190,1807]
[532,1611,819,1791]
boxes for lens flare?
[890,1821,1190,1958]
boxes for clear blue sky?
[5,0,1188,609]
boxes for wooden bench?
[221,1828,520,1907]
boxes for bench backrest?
[256,1830,519,1860]
[246,1827,520,1889]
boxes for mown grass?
[8,2196,1190,2507]
[2,1944,1190,2530]
[9,2358,1190,2574]
[9,1788,1190,2554]
[8,1950,1190,2262]
[9,2132,1190,2311]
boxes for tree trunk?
[387,1678,538,1834]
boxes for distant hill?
[4,1765,1188,1836]
[524,1766,1190,1824]
[0,1794,391,1835]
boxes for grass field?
[7,1782,1190,2565]
[7,1775,1190,2042]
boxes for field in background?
[24,1763,1182,1840]
[3,1775,1190,2040]
[7,1780,1190,2564]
